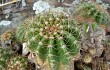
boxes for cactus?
[0,47,13,70]
[1,30,16,41]
[74,2,109,49]
[16,12,81,70]
[6,56,28,70]
[75,2,110,25]
[1,30,16,47]
[1,29,15,42]
[16,18,31,42]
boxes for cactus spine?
[17,12,81,70]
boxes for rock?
[0,13,24,35]
[68,61,74,70]
[63,0,73,4]
[92,27,105,57]
[28,60,37,70]
[104,46,110,61]
[12,42,22,55]
[102,0,110,3]
[21,0,26,7]
[81,41,89,51]
[1,39,12,47]
[106,35,110,41]
[26,0,37,5]
[106,24,110,32]
[81,26,106,58]
[47,0,74,7]
[2,8,12,14]
[107,8,110,15]
[33,0,51,14]
[0,20,12,34]
[0,20,11,26]
[11,13,24,28]
[22,43,30,56]
[95,46,104,57]
[92,58,109,70]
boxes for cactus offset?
[75,2,110,25]
[1,30,16,41]
[6,56,28,70]
[17,12,81,70]
[1,30,16,47]
[0,48,13,70]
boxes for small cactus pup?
[1,30,16,47]
[6,56,29,70]
[16,11,81,70]
[0,29,23,55]
[0,47,13,70]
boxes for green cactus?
[16,19,30,42]
[16,12,81,70]
[1,30,16,41]
[6,56,28,70]
[75,2,110,33]
[0,48,13,70]
[0,0,2,3]
[75,2,110,25]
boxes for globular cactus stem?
[75,2,110,25]
[1,30,16,47]
[6,56,28,70]
[17,12,81,70]
[0,47,13,70]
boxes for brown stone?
[92,58,109,70]
[104,45,110,61]
[102,0,110,3]
[106,25,110,32]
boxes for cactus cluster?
[16,12,81,70]
[6,56,28,70]
[0,48,13,70]
[75,2,110,25]
[0,30,30,70]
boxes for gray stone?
[0,13,24,35]
[1,39,12,47]
[0,20,11,26]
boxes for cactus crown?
[0,48,13,70]
[75,2,110,24]
[7,56,28,70]
[17,12,81,70]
